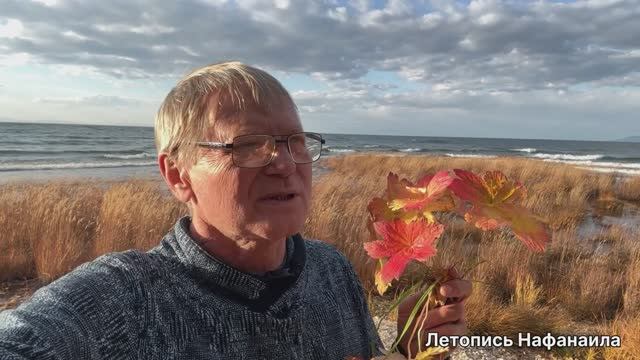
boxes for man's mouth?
[261,193,298,201]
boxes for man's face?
[187,104,313,243]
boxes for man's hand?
[396,276,472,359]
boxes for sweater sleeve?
[340,256,385,358]
[0,255,140,360]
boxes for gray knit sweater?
[0,217,383,359]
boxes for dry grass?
[0,180,186,282]
[94,181,186,255]
[304,154,640,358]
[616,176,640,203]
[1,154,639,358]
[599,316,640,359]
[0,185,35,281]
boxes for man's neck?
[188,217,287,274]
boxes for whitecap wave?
[399,148,423,152]
[445,153,496,158]
[532,153,604,161]
[103,152,154,159]
[512,148,537,153]
[326,148,356,153]
[577,167,640,176]
[0,161,156,171]
[545,160,640,170]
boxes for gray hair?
[154,61,296,167]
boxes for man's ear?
[158,153,193,203]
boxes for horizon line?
[0,119,636,143]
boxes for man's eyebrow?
[232,129,305,137]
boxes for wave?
[0,161,156,171]
[399,148,423,152]
[324,148,356,153]
[445,153,496,158]
[512,148,537,153]
[363,145,381,148]
[532,153,604,161]
[0,149,103,155]
[103,152,154,159]
[578,167,640,176]
[542,159,640,176]
[544,160,640,170]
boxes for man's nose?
[266,142,296,173]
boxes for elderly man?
[0,62,471,359]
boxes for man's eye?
[237,141,263,149]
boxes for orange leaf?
[504,205,550,252]
[368,197,395,222]
[387,171,455,219]
[375,260,391,295]
[364,219,442,283]
[450,169,550,252]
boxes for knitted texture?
[0,217,383,359]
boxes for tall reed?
[2,154,639,357]
[304,154,640,357]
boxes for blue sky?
[1,0,639,140]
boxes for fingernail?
[441,285,453,295]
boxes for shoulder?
[23,249,174,311]
[75,249,168,283]
[0,251,166,357]
[303,239,373,319]
[303,238,362,284]
[92,248,176,278]
[304,238,353,269]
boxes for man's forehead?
[209,112,302,140]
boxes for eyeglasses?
[196,132,325,168]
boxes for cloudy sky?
[1,0,639,140]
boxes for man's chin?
[253,219,303,239]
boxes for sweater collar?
[169,216,306,302]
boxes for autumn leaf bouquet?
[363,169,551,359]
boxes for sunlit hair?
[154,61,297,167]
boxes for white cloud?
[421,12,443,28]
[458,37,476,51]
[2,0,638,88]
[327,7,348,22]
[476,12,500,26]
[94,24,175,35]
[0,19,24,38]
[610,49,640,59]
[0,52,30,66]
[31,0,58,6]
[1,0,640,138]
[62,30,89,41]
[273,0,289,10]
[33,95,142,107]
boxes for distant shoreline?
[0,165,160,184]
[1,152,638,185]
[1,120,636,143]
[3,123,639,178]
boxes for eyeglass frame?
[194,131,326,168]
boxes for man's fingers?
[405,321,467,356]
[428,302,464,328]
[399,278,473,315]
[425,321,467,338]
[439,279,472,300]
[408,302,464,330]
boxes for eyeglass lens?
[232,133,323,168]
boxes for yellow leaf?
[375,260,391,295]
[414,346,449,359]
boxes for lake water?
[1,122,639,182]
